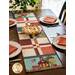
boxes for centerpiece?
[9,0,42,12]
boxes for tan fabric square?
[18,33,30,40]
[22,48,36,57]
[36,37,49,44]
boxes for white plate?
[9,41,22,58]
[9,18,17,27]
[52,35,66,50]
[39,17,59,25]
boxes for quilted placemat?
[14,13,62,72]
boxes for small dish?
[12,63,23,74]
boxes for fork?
[9,59,22,63]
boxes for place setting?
[9,40,25,75]
[9,41,22,59]
[39,16,59,27]
[52,35,66,53]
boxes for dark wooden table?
[9,9,66,75]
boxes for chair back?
[59,2,66,25]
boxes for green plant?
[9,0,40,11]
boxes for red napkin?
[9,45,17,55]
[57,37,66,46]
[44,16,56,23]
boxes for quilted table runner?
[14,13,62,72]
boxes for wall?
[42,0,66,17]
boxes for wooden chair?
[59,2,66,25]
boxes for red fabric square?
[41,46,55,55]
[19,39,32,45]
[16,17,24,22]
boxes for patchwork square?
[16,17,25,22]
[17,27,22,33]
[36,37,49,44]
[46,55,62,68]
[24,57,40,72]
[26,13,35,17]
[24,55,62,72]
[15,13,27,18]
[38,45,55,55]
[19,39,32,45]
[18,33,30,40]
[17,23,26,27]
[41,45,55,55]
[22,48,36,57]
[28,17,37,20]
[28,20,38,23]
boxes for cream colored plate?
[52,35,66,50]
[40,17,59,25]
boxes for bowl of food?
[22,24,42,36]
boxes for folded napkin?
[57,37,66,46]
[9,45,17,55]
